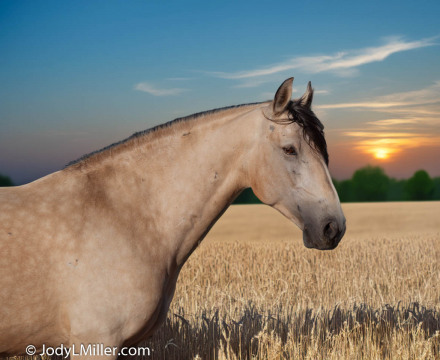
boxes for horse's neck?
[91,105,260,266]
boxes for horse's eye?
[283,146,297,156]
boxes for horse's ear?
[299,81,314,108]
[273,77,294,115]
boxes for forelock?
[287,100,329,165]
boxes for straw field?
[7,202,440,359]
[144,202,440,359]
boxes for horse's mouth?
[302,224,345,250]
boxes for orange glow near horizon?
[372,148,391,160]
[344,132,440,164]
[365,145,399,161]
[361,143,398,161]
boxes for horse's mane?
[65,102,263,168]
[65,99,328,168]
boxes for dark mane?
[65,102,264,168]
[286,100,329,165]
[65,99,328,168]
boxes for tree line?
[333,166,440,202]
[1,166,440,202]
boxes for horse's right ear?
[273,77,294,115]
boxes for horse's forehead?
[276,122,302,138]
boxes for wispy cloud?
[134,82,187,96]
[319,101,409,109]
[365,118,424,127]
[208,36,436,80]
[344,131,423,138]
[319,80,440,110]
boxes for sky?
[1,0,440,184]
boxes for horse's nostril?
[323,220,338,241]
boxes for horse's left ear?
[299,81,314,108]
[273,77,293,115]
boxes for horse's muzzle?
[303,217,346,250]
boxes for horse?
[0,77,345,359]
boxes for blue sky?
[1,0,440,184]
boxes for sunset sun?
[373,148,390,160]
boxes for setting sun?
[373,148,390,160]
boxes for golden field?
[8,202,440,359]
[145,202,440,359]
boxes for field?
[8,202,440,359]
[144,202,440,359]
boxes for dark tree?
[0,173,14,187]
[333,178,355,202]
[387,178,407,201]
[233,188,262,204]
[404,170,434,200]
[433,178,440,200]
[351,165,390,202]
